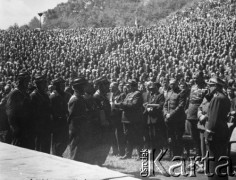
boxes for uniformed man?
[163,78,186,156]
[6,71,32,148]
[205,77,231,180]
[93,76,112,165]
[115,79,143,159]
[186,72,207,156]
[109,82,125,156]
[31,73,52,153]
[63,77,88,162]
[50,77,71,157]
[145,82,165,150]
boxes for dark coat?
[30,89,52,135]
[206,92,231,141]
[121,90,143,124]
[6,88,32,147]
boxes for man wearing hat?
[6,70,32,148]
[115,79,143,159]
[31,73,52,153]
[163,78,186,156]
[205,77,231,180]
[50,77,71,157]
[63,76,88,162]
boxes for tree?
[20,24,30,30]
[8,23,19,31]
[28,17,41,29]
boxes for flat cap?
[71,76,87,87]
[127,79,137,87]
[17,70,30,81]
[34,73,47,83]
[52,77,65,86]
[94,76,109,85]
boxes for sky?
[0,0,68,29]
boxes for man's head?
[17,70,30,90]
[207,77,225,94]
[71,76,88,95]
[34,73,48,93]
[127,79,138,92]
[52,77,66,92]
[169,78,177,90]
[109,82,118,93]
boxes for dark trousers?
[166,121,185,156]
[206,140,229,180]
[35,132,51,154]
[186,119,201,156]
[123,122,143,157]
[52,128,68,157]
[200,129,206,157]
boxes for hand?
[199,115,206,122]
[166,114,170,119]
[230,111,236,115]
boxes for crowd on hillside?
[0,0,236,177]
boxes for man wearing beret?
[6,71,32,148]
[115,79,143,159]
[50,77,71,157]
[205,77,231,180]
[31,73,52,153]
[163,78,186,156]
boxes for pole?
[38,13,43,29]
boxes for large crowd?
[0,0,236,178]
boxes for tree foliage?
[40,0,200,29]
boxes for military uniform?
[0,94,11,143]
[31,89,52,153]
[93,89,112,165]
[50,90,71,156]
[120,90,143,158]
[109,90,125,156]
[163,88,186,156]
[6,88,32,148]
[186,84,206,156]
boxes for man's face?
[109,84,117,93]
[209,84,217,94]
[169,83,176,90]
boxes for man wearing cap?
[205,77,231,180]
[6,71,32,148]
[163,78,186,156]
[50,77,71,157]
[115,79,143,159]
[186,71,207,157]
[63,77,89,162]
[31,73,52,153]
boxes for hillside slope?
[42,0,200,29]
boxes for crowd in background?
[0,0,236,177]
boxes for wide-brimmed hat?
[207,77,225,87]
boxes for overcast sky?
[0,0,68,29]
